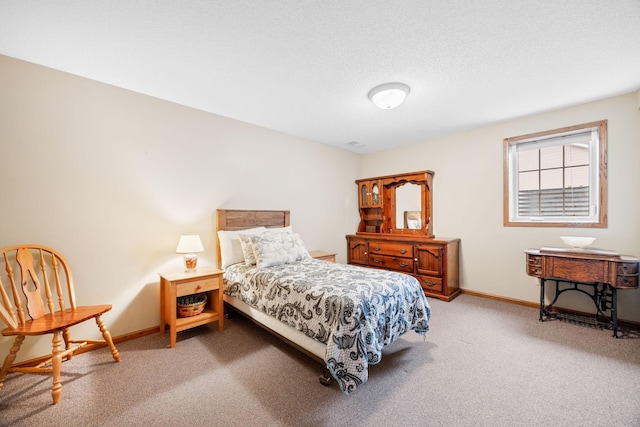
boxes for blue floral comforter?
[223,259,431,394]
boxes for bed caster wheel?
[319,376,332,386]
[319,369,333,386]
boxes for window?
[503,120,607,227]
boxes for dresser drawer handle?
[424,280,435,286]
[372,258,382,264]
[399,262,408,267]
[399,249,407,254]
[195,285,202,291]
[373,246,381,251]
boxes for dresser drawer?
[416,276,443,293]
[368,241,413,257]
[368,255,413,273]
[176,277,219,297]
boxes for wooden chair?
[0,244,120,404]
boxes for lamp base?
[183,253,198,272]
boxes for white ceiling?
[1,1,639,153]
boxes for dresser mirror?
[394,182,422,229]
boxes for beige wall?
[0,55,361,360]
[362,92,640,322]
[1,53,638,363]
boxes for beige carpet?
[1,294,639,427]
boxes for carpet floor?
[1,294,639,426]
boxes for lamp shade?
[176,234,204,254]
[368,82,410,109]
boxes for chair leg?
[95,315,121,363]
[0,335,25,392]
[62,328,72,360]
[51,331,63,404]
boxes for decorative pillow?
[251,232,311,268]
[217,227,266,269]
[238,233,259,266]
[239,226,294,266]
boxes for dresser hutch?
[346,170,461,301]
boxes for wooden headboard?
[215,209,290,267]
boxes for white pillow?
[238,226,294,266]
[268,225,293,234]
[251,232,311,268]
[217,227,266,269]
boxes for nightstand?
[309,250,336,262]
[159,267,224,348]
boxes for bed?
[216,209,431,394]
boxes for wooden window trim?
[503,120,608,228]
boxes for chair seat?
[1,305,112,337]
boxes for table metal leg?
[539,278,546,321]
[611,286,618,338]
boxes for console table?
[525,247,639,337]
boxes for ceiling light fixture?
[368,82,410,109]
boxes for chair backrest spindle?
[0,276,18,329]
[3,251,26,325]
[38,249,56,315]
[51,252,73,310]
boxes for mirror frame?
[381,171,434,237]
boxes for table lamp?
[176,234,204,272]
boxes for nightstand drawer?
[176,277,219,297]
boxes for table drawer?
[526,255,543,277]
[528,255,542,267]
[617,263,638,275]
[368,255,413,273]
[615,275,638,289]
[368,241,413,257]
[176,277,219,297]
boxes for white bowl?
[560,236,596,248]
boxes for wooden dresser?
[347,234,460,301]
[347,170,461,301]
